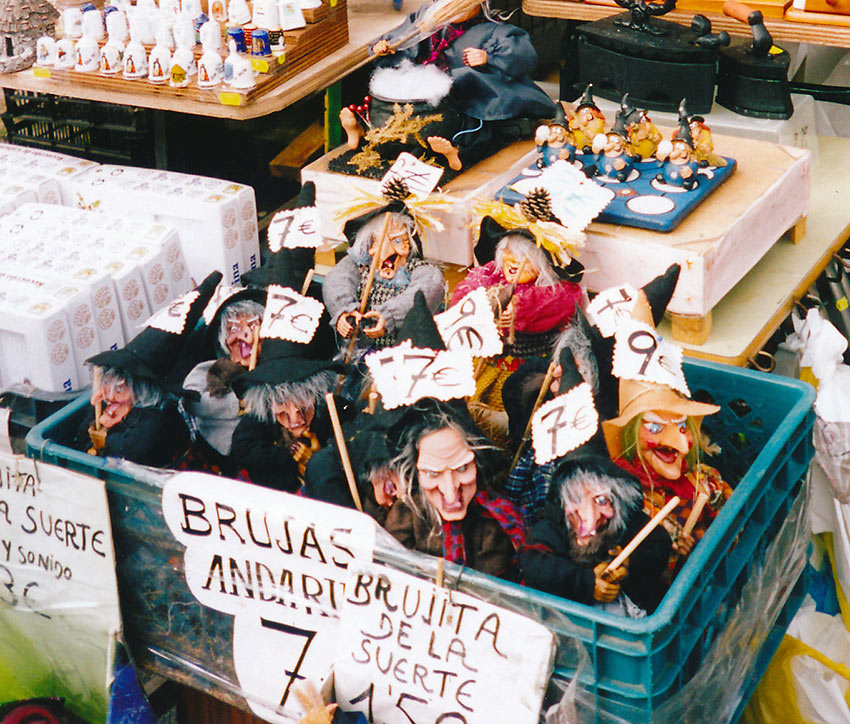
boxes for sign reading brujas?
[162,472,376,721]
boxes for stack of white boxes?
[70,165,260,286]
[0,204,192,393]
[0,143,98,206]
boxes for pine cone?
[382,177,412,202]
[520,187,555,222]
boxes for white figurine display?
[224,37,255,89]
[74,32,99,72]
[100,38,124,74]
[198,23,224,88]
[123,26,148,78]
[35,37,57,67]
[148,26,172,84]
[54,38,76,69]
[228,0,252,25]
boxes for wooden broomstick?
[509,358,557,472]
[248,329,260,371]
[342,211,392,366]
[325,392,363,512]
[603,496,680,576]
[387,0,482,51]
[87,367,107,456]
[505,258,529,346]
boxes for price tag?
[144,289,199,334]
[259,285,323,344]
[585,284,638,338]
[612,319,689,396]
[364,341,475,409]
[435,287,502,357]
[531,383,598,464]
[381,152,444,197]
[202,284,245,325]
[268,206,323,252]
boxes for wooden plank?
[522,0,850,48]
[269,120,325,178]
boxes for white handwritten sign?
[364,341,475,410]
[144,289,199,334]
[335,563,555,724]
[585,284,638,338]
[162,473,376,722]
[381,152,444,197]
[612,319,689,396]
[532,383,599,464]
[435,288,502,358]
[202,284,244,325]
[259,285,323,344]
[268,206,323,252]
[0,451,120,724]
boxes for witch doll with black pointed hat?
[590,109,635,183]
[619,93,662,161]
[569,85,606,155]
[377,293,527,581]
[534,101,576,168]
[75,271,222,468]
[450,196,584,442]
[655,100,699,190]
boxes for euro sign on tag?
[145,289,200,334]
[259,285,323,344]
[435,287,502,357]
[612,319,689,396]
[268,206,322,252]
[531,383,598,464]
[381,152,444,197]
[364,341,475,409]
[586,284,638,338]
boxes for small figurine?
[590,113,634,182]
[148,27,172,84]
[99,38,124,74]
[54,38,75,69]
[534,102,576,168]
[569,85,606,154]
[618,93,662,161]
[74,32,99,72]
[224,37,255,89]
[228,0,252,25]
[678,103,727,168]
[383,397,526,581]
[35,36,57,67]
[654,105,699,190]
[520,454,671,615]
[123,25,148,79]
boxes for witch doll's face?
[94,377,134,429]
[637,411,693,480]
[272,400,314,439]
[417,427,478,522]
[225,313,261,366]
[369,218,412,280]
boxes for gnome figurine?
[655,100,700,190]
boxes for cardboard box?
[0,142,98,205]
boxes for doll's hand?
[336,310,360,338]
[593,561,622,603]
[372,39,394,56]
[463,48,487,67]
[680,165,694,179]
[674,530,695,556]
[496,301,514,333]
[290,439,314,464]
[535,125,550,145]
[362,310,386,338]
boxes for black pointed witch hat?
[576,84,599,112]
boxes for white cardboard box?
[0,142,98,205]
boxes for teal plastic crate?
[26,359,815,721]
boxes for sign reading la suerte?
[334,563,556,724]
[161,473,376,722]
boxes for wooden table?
[655,135,850,366]
[522,0,850,48]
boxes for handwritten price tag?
[144,289,200,334]
[259,285,323,344]
[381,152,444,197]
[612,320,689,396]
[435,287,502,357]
[364,341,475,409]
[531,383,598,464]
[202,284,245,325]
[268,206,322,252]
[585,284,638,338]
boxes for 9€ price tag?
[585,284,638,338]
[268,206,323,252]
[364,341,475,410]
[259,285,323,344]
[531,383,598,464]
[612,319,689,396]
[144,289,200,334]
[381,152,444,197]
[435,288,502,357]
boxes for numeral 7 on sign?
[260,618,316,707]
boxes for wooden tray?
[540,0,790,18]
[30,0,348,108]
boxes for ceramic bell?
[148,27,172,84]
[253,0,281,30]
[173,15,196,48]
[100,40,124,74]
[63,8,84,39]
[169,45,195,87]
[81,8,106,40]
[199,20,222,51]
[278,0,305,31]
[128,8,156,45]
[123,28,148,79]
[182,0,204,20]
[106,9,129,44]
[159,0,181,18]
[155,16,176,50]
[209,0,227,22]
[54,38,75,69]
[35,37,57,67]
[228,0,252,25]
[197,47,223,88]
[224,37,255,89]
[75,34,100,72]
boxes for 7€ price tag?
[435,287,502,357]
[531,383,598,464]
[364,341,475,410]
[381,152,444,197]
[144,289,200,334]
[267,206,323,252]
[585,284,638,338]
[259,285,323,344]
[612,319,689,396]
